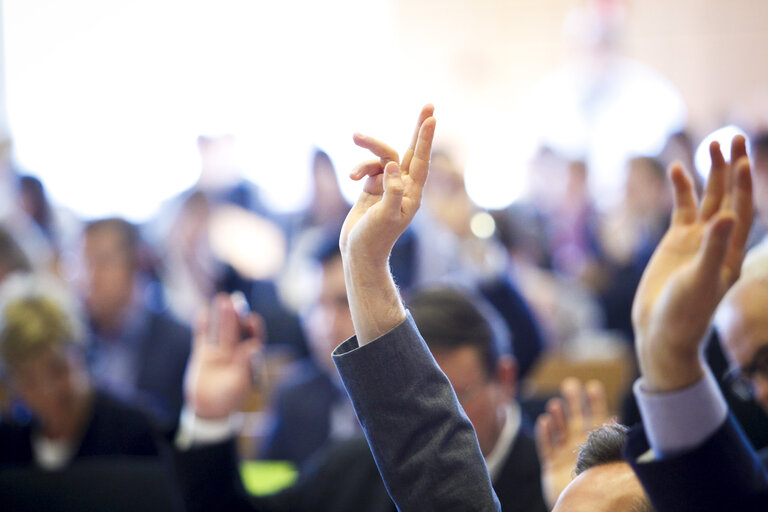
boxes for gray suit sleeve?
[333,314,501,512]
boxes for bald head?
[716,273,768,412]
[553,462,650,512]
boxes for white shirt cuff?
[174,406,236,450]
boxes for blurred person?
[259,237,359,467]
[18,175,56,247]
[548,160,604,287]
[298,148,350,231]
[78,218,190,432]
[0,275,163,469]
[174,286,548,512]
[599,156,671,343]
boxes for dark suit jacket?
[0,390,161,467]
[259,359,348,467]
[175,429,546,512]
[625,414,768,512]
[88,308,191,433]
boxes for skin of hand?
[631,136,753,393]
[535,378,610,508]
[339,104,436,345]
[184,293,265,420]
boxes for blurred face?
[306,256,355,374]
[80,228,135,325]
[10,346,90,434]
[552,462,648,512]
[719,285,768,413]
[434,346,513,456]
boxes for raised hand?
[340,105,436,345]
[535,378,610,508]
[631,137,753,392]
[340,104,436,266]
[184,293,265,419]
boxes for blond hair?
[0,274,83,371]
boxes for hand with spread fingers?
[632,136,754,393]
[340,104,435,264]
[535,378,611,508]
[340,105,437,344]
[184,293,265,420]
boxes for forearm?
[342,253,406,346]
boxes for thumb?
[381,161,404,216]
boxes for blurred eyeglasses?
[723,346,768,402]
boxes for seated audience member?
[329,108,767,510]
[78,218,191,431]
[0,275,164,469]
[174,287,547,512]
[259,237,359,467]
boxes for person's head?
[304,236,354,374]
[79,218,141,329]
[408,287,516,456]
[715,251,768,412]
[553,423,652,512]
[18,175,53,234]
[0,227,31,283]
[0,276,90,435]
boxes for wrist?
[637,338,706,393]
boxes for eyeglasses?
[723,346,768,402]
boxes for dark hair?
[575,422,655,512]
[407,287,511,378]
[0,227,31,278]
[84,217,141,267]
[18,175,53,236]
[750,132,768,160]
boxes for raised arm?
[333,106,500,511]
[628,137,768,510]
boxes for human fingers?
[730,135,748,167]
[213,293,240,349]
[353,133,399,164]
[700,142,727,221]
[561,377,585,432]
[193,307,211,349]
[406,117,436,188]
[585,380,608,426]
[696,212,735,290]
[401,104,435,171]
[535,414,555,461]
[241,312,266,348]
[724,156,754,278]
[380,161,405,217]
[350,159,385,181]
[670,163,698,225]
[546,397,567,445]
